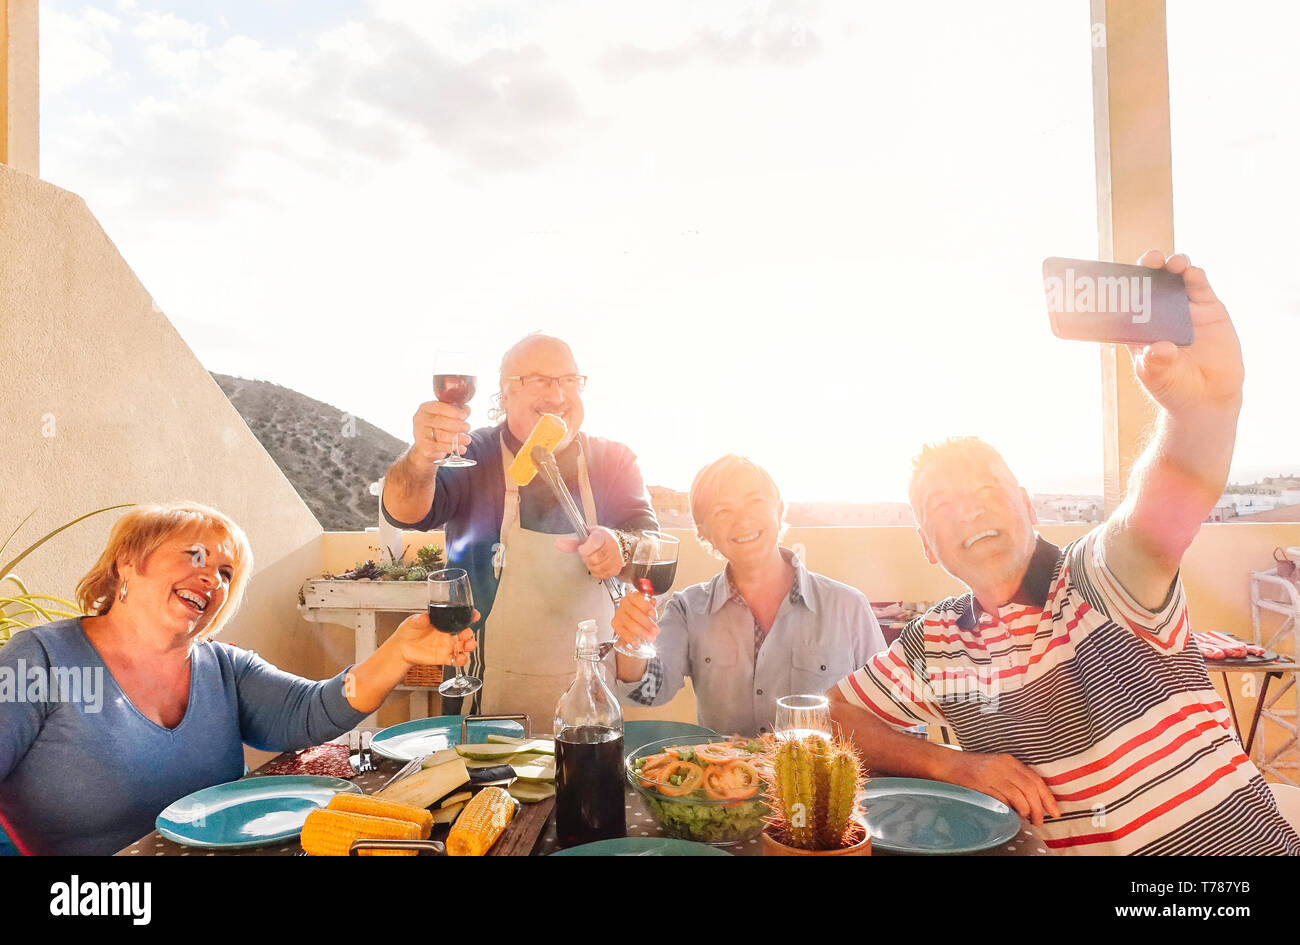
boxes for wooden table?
[120,742,1049,857]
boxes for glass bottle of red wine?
[554,619,626,848]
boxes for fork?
[348,730,374,774]
[359,731,375,773]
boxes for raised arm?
[382,399,470,526]
[231,614,475,750]
[1100,252,1244,610]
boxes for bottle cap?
[575,619,601,659]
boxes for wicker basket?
[402,663,444,687]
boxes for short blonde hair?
[689,455,787,558]
[75,502,254,640]
[908,437,1018,518]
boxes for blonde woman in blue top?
[0,501,475,855]
[611,456,886,736]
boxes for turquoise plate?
[623,720,716,750]
[370,714,527,761]
[156,775,362,849]
[550,837,732,857]
[859,777,1022,855]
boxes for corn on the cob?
[326,793,433,838]
[300,808,421,856]
[445,787,515,856]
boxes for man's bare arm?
[382,400,470,525]
[383,447,439,526]
[827,687,1059,825]
[1102,253,1244,609]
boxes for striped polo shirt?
[838,533,1300,855]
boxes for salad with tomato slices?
[627,736,774,845]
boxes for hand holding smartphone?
[1042,257,1194,346]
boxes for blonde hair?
[75,502,254,640]
[908,437,1017,514]
[689,455,787,559]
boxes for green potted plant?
[761,733,871,856]
[0,506,131,649]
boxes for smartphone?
[1042,257,1194,346]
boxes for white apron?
[479,433,617,735]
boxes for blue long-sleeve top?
[0,618,367,855]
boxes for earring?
[119,580,128,602]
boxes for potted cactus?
[761,734,870,856]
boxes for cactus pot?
[761,820,871,856]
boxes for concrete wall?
[0,165,327,769]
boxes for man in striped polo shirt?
[830,251,1300,855]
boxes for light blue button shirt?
[617,550,886,737]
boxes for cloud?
[346,24,583,174]
[41,7,121,96]
[45,6,589,225]
[598,23,822,81]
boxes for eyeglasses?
[504,373,588,392]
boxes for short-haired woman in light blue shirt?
[611,456,886,736]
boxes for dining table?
[116,723,1052,857]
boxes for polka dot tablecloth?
[116,743,1051,857]
[534,787,1050,856]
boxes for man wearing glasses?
[383,333,657,721]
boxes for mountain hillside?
[211,373,407,531]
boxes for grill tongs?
[530,445,625,608]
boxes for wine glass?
[427,568,482,697]
[433,352,476,468]
[774,694,832,741]
[616,531,679,660]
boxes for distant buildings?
[648,478,1300,527]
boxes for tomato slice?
[702,760,761,800]
[695,744,742,764]
[653,760,704,797]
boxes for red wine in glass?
[427,602,474,631]
[616,532,679,660]
[633,560,677,596]
[433,374,476,406]
[433,352,477,468]
[427,568,482,697]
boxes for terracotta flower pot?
[761,821,871,856]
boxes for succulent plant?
[766,734,864,850]
[1,505,132,648]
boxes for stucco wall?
[0,164,328,768]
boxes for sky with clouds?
[38,0,1299,502]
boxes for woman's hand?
[346,610,479,714]
[393,610,478,668]
[612,591,658,650]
